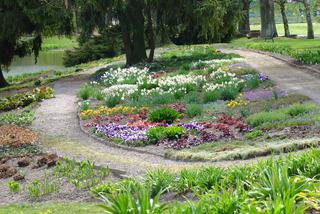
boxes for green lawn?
[42,36,78,51]
[0,203,102,214]
[231,37,320,50]
[250,23,320,37]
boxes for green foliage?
[247,161,319,213]
[246,75,260,90]
[245,130,264,139]
[0,0,72,87]
[80,101,90,111]
[246,103,319,127]
[146,126,166,143]
[54,158,109,189]
[147,126,185,143]
[203,90,220,103]
[0,108,34,127]
[64,29,122,67]
[218,86,240,101]
[186,104,203,117]
[105,96,122,108]
[6,181,20,193]
[244,40,320,64]
[78,84,95,100]
[164,126,185,140]
[99,183,168,214]
[0,87,54,112]
[26,175,58,198]
[246,111,289,127]
[148,108,180,124]
[145,169,174,197]
[285,103,317,117]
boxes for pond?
[4,50,66,77]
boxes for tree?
[0,0,72,88]
[298,0,314,39]
[260,0,278,38]
[239,0,252,36]
[75,0,242,65]
[275,0,290,37]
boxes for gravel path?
[31,49,320,176]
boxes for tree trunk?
[146,0,155,62]
[239,0,251,36]
[0,67,9,88]
[314,0,319,16]
[303,0,314,39]
[118,0,147,66]
[279,0,290,37]
[260,0,278,38]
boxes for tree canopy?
[0,0,72,87]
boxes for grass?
[250,23,320,37]
[0,203,102,214]
[41,36,78,51]
[231,37,320,64]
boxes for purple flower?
[244,88,286,101]
[178,122,204,131]
[259,73,269,81]
[95,123,147,144]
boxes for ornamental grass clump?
[148,108,180,124]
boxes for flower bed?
[78,47,302,152]
[0,86,54,112]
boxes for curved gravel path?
[222,48,320,104]
[31,49,320,176]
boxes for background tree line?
[0,0,318,87]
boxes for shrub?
[80,101,90,111]
[78,84,95,100]
[105,96,122,108]
[186,104,203,117]
[7,181,20,193]
[164,126,185,140]
[285,103,317,117]
[147,126,185,143]
[147,126,166,143]
[246,75,260,90]
[203,90,220,103]
[148,108,180,124]
[245,130,264,139]
[219,86,240,101]
[63,28,122,67]
[246,111,289,127]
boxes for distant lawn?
[230,36,320,64]
[0,203,102,214]
[231,37,320,50]
[250,23,320,37]
[42,36,78,51]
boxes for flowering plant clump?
[80,106,148,119]
[226,93,249,108]
[243,88,286,101]
[102,84,138,100]
[101,67,149,86]
[95,123,148,145]
[259,73,269,81]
